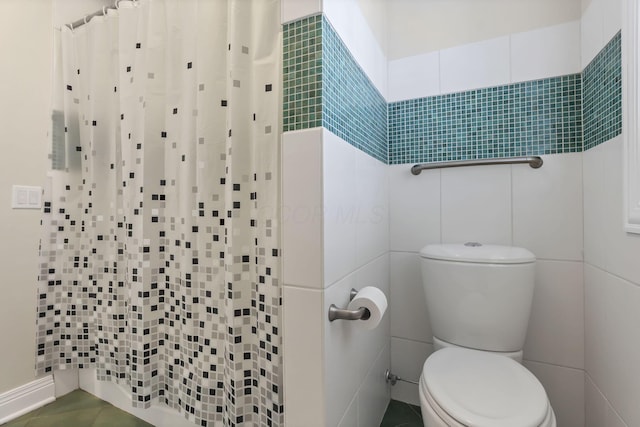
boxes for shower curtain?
[35,1,282,425]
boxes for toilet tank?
[419,243,536,353]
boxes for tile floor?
[3,391,418,427]
[380,399,424,427]
[2,390,151,427]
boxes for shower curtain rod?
[65,1,129,30]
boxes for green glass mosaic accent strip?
[583,31,622,150]
[321,16,388,163]
[284,15,620,165]
[282,14,387,163]
[283,15,323,131]
[388,74,583,165]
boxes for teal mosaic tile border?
[389,75,583,165]
[583,31,622,150]
[283,14,388,163]
[284,16,622,165]
[321,16,388,163]
[283,15,323,131]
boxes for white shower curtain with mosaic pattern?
[36,1,282,425]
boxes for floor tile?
[380,399,423,427]
[26,407,103,427]
[2,390,151,427]
[36,390,107,417]
[2,416,31,427]
[92,405,153,427]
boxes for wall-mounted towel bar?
[410,156,543,175]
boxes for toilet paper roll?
[347,286,388,330]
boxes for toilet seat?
[420,379,556,427]
[420,348,555,427]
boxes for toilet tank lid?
[419,243,535,264]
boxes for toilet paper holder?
[328,288,372,322]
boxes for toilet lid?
[423,347,548,427]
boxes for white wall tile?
[389,165,440,252]
[324,254,389,427]
[524,361,585,427]
[282,129,323,288]
[440,36,510,94]
[583,138,612,272]
[524,260,584,369]
[353,255,391,372]
[608,408,631,427]
[512,153,583,261]
[585,264,640,427]
[354,253,390,305]
[337,397,358,427]
[388,52,440,102]
[601,141,640,285]
[580,0,621,68]
[585,374,629,427]
[283,286,325,427]
[357,345,391,427]
[355,149,389,267]
[390,337,434,406]
[581,0,604,68]
[323,0,388,99]
[390,252,431,343]
[584,137,640,285]
[510,21,581,84]
[324,272,360,427]
[281,0,321,24]
[603,0,622,45]
[440,165,512,245]
[585,374,608,427]
[323,130,358,287]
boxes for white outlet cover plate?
[12,185,42,209]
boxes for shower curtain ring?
[102,6,107,15]
[83,15,89,25]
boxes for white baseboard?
[79,369,193,427]
[0,376,55,424]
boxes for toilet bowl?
[419,348,556,427]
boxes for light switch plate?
[12,185,42,209]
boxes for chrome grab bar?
[328,288,371,322]
[410,156,543,175]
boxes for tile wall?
[389,75,582,164]
[283,15,322,132]
[583,31,622,150]
[580,0,640,425]
[388,153,586,427]
[389,30,621,165]
[281,1,629,426]
[283,15,387,163]
[386,21,621,427]
[322,16,387,163]
[282,128,390,427]
[286,17,621,168]
[281,5,390,426]
[384,15,617,427]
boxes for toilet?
[418,243,556,427]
